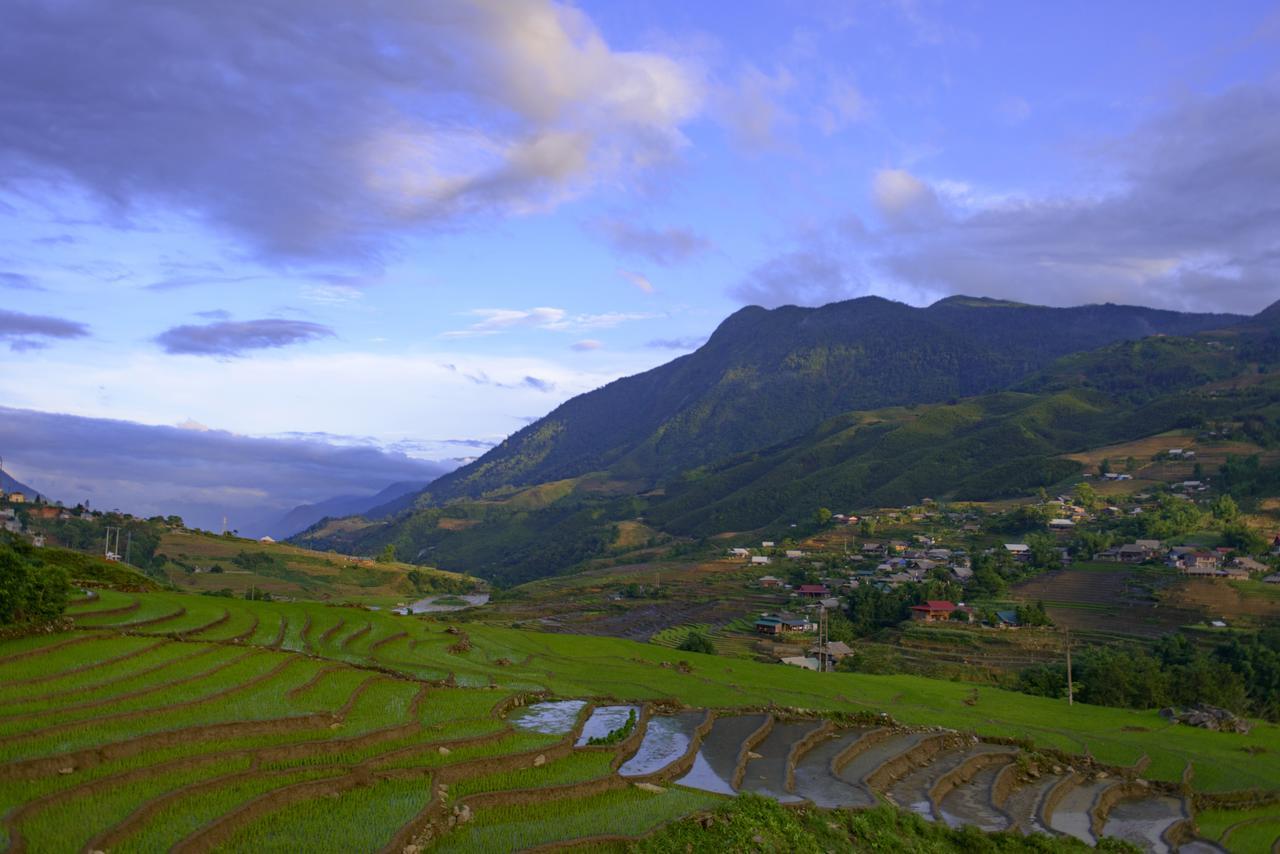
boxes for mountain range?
[268,480,428,539]
[295,295,1279,585]
[424,297,1241,503]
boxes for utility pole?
[817,604,830,672]
[1065,627,1074,707]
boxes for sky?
[1,0,1279,528]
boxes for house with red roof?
[909,600,959,623]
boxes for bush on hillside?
[0,536,71,626]
[678,629,717,655]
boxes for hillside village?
[698,468,1280,674]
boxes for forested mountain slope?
[424,296,1239,503]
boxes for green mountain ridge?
[422,296,1241,503]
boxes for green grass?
[1194,804,1280,854]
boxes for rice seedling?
[211,776,430,853]
[430,786,722,852]
[448,749,616,799]
[15,756,254,852]
[114,767,347,854]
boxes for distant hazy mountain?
[0,469,46,501]
[424,296,1241,502]
[270,480,428,539]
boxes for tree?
[1099,458,1112,477]
[0,537,70,625]
[678,629,716,655]
[859,517,877,538]
[376,544,397,564]
[1221,521,1266,554]
[1211,494,1240,523]
[1073,482,1100,513]
[814,507,832,526]
[1026,534,1063,571]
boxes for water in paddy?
[790,729,876,808]
[575,705,639,746]
[676,714,767,795]
[619,712,703,777]
[739,722,822,802]
[1049,779,1114,844]
[887,747,973,818]
[507,700,587,735]
[400,593,490,614]
[938,761,1014,832]
[836,732,928,786]
[1101,796,1185,854]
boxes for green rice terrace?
[0,589,1277,852]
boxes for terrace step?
[738,721,823,802]
[674,714,767,796]
[885,746,975,818]
[1099,794,1187,854]
[997,768,1067,836]
[836,732,930,788]
[789,729,877,808]
[937,760,1014,832]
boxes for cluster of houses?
[1091,538,1276,581]
[0,490,26,503]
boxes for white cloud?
[571,339,603,351]
[442,306,656,337]
[872,168,943,227]
[619,270,655,294]
[816,76,869,134]
[717,64,796,150]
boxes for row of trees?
[1017,631,1280,720]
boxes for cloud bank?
[0,407,454,536]
[0,308,89,351]
[0,0,703,263]
[154,319,335,357]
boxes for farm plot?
[1011,563,1201,640]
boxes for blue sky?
[1,0,1278,526]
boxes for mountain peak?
[929,294,1034,309]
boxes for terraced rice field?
[0,590,1276,851]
